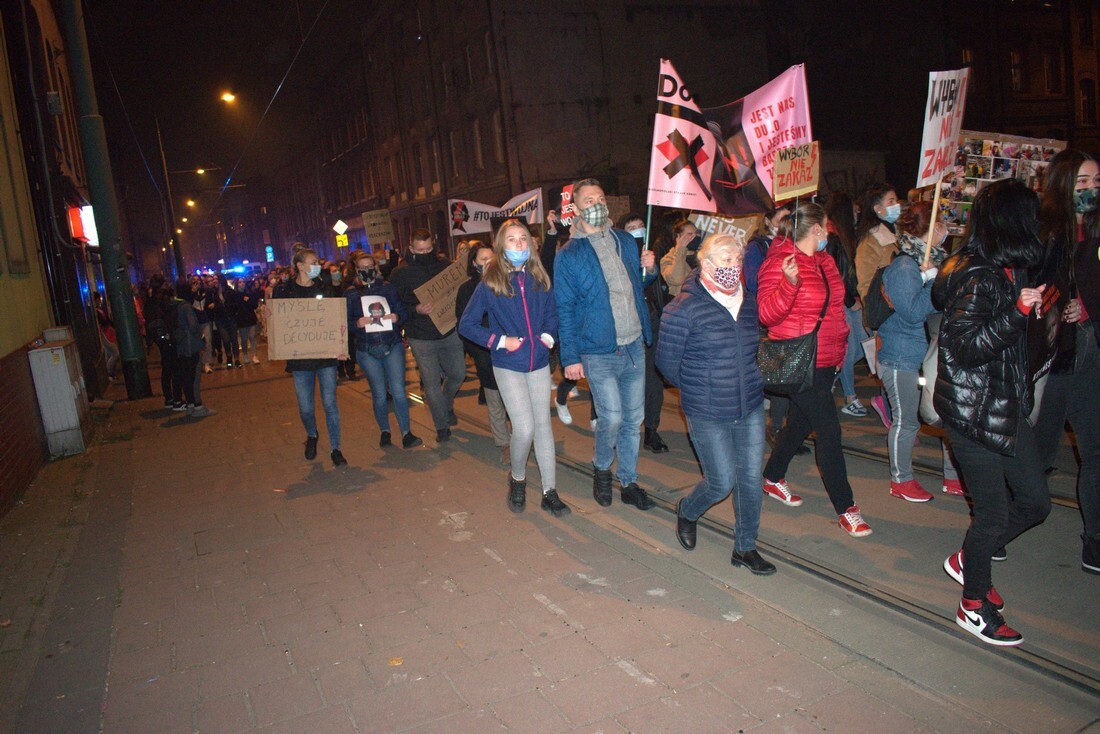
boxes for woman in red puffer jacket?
[757,202,871,538]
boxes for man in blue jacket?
[554,178,657,511]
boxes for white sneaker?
[203,365,213,374]
[251,356,260,364]
[555,401,573,425]
[590,418,599,431]
[190,405,216,417]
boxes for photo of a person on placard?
[361,296,393,332]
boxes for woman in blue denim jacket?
[878,202,960,502]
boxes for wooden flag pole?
[922,176,945,267]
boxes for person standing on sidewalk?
[273,247,347,467]
[171,279,214,417]
[1032,150,1100,575]
[391,229,466,444]
[457,241,512,464]
[758,202,871,538]
[933,179,1051,646]
[555,178,657,512]
[878,202,961,502]
[346,250,422,451]
[460,219,569,517]
[657,233,774,575]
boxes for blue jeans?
[292,366,340,450]
[838,306,868,398]
[356,345,411,435]
[682,405,766,551]
[581,338,644,487]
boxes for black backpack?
[862,264,895,331]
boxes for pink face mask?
[710,264,742,294]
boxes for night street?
[1,354,1096,732]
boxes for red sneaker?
[957,597,1023,646]
[838,505,872,537]
[890,480,933,503]
[763,478,803,507]
[942,477,965,496]
[943,550,1004,610]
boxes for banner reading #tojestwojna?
[448,189,544,236]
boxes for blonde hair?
[481,219,552,297]
[698,233,745,264]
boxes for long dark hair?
[964,179,1043,269]
[825,191,857,258]
[466,240,493,278]
[855,183,897,244]
[1040,149,1100,255]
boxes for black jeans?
[643,339,664,431]
[155,338,177,401]
[1033,324,1100,538]
[174,353,202,406]
[947,422,1050,599]
[764,367,854,514]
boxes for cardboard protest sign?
[414,260,470,335]
[647,59,717,211]
[916,68,970,187]
[772,142,820,200]
[447,189,543,235]
[267,298,348,360]
[360,295,394,333]
[559,184,577,226]
[689,212,762,246]
[703,65,813,215]
[363,209,395,244]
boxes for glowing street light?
[176,228,183,234]
[186,199,196,207]
[196,168,206,175]
[220,92,236,103]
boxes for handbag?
[758,264,829,396]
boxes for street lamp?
[220,92,236,103]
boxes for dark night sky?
[84,0,363,251]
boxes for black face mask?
[686,235,703,251]
[358,268,377,282]
[407,251,434,266]
[686,252,700,270]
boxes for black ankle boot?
[644,427,669,453]
[592,468,613,506]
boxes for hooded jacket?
[757,237,849,369]
[458,269,558,373]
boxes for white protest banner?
[689,212,761,246]
[448,189,543,235]
[772,141,821,200]
[916,68,970,188]
[267,298,348,361]
[414,260,469,335]
[702,65,813,215]
[363,209,395,244]
[647,59,718,211]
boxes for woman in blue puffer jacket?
[877,202,960,503]
[656,233,774,576]
[459,219,567,518]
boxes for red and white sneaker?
[956,597,1023,647]
[763,478,803,507]
[890,480,933,503]
[943,550,1004,610]
[942,477,965,496]
[838,505,872,537]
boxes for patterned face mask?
[580,202,609,228]
[711,264,742,294]
[1074,187,1098,214]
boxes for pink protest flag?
[646,59,718,212]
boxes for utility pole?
[60,0,151,399]
[156,116,186,278]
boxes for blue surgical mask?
[817,238,828,252]
[879,203,901,224]
[503,249,530,267]
[307,264,322,279]
[629,227,646,241]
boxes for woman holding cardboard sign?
[272,246,347,467]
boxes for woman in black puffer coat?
[931,179,1050,648]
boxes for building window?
[1080,0,1095,47]
[411,143,424,194]
[1043,51,1063,95]
[428,135,442,193]
[1081,79,1098,126]
[466,44,475,86]
[1009,50,1024,94]
[448,131,460,181]
[472,119,484,170]
[485,31,494,75]
[442,61,452,99]
[961,48,973,65]
[491,110,505,164]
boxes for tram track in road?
[425,385,1099,700]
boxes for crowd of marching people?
[114,155,1099,649]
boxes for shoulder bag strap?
[812,263,829,334]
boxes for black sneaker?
[592,468,613,507]
[436,428,451,443]
[304,436,318,460]
[992,546,1007,562]
[379,431,392,448]
[644,428,669,453]
[621,483,655,511]
[508,476,526,513]
[541,490,571,517]
[331,449,347,467]
[402,432,423,449]
[956,597,1023,646]
[1083,534,1100,575]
